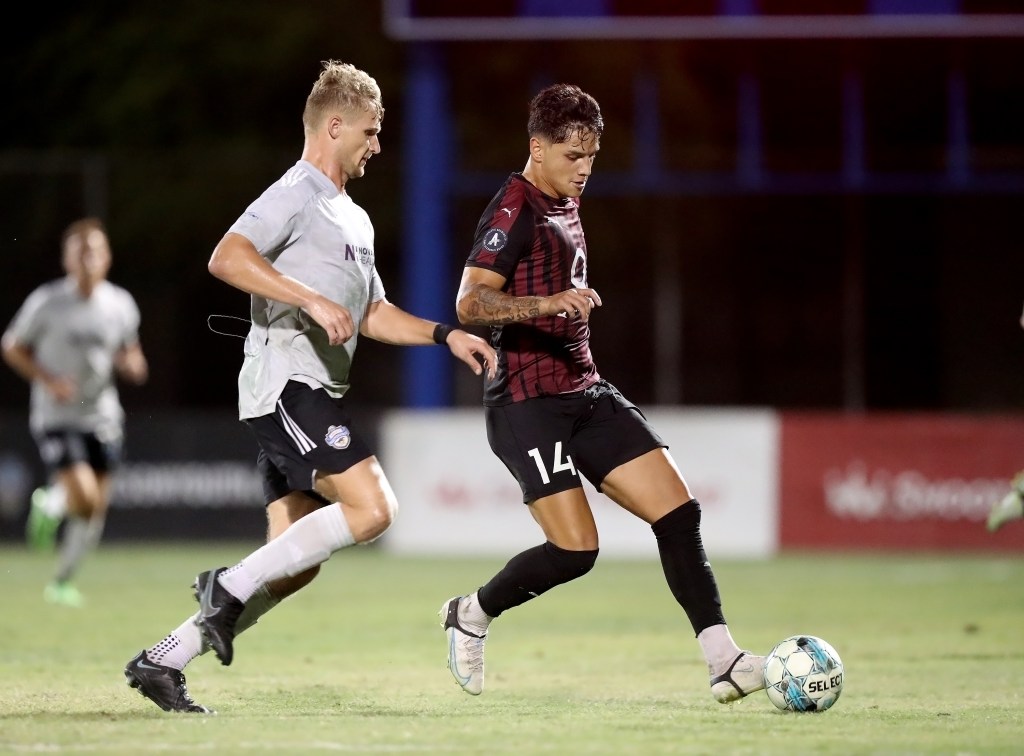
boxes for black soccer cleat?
[124,650,213,714]
[193,567,245,666]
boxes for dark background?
[2,1,1022,417]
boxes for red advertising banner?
[780,413,1024,552]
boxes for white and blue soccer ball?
[763,634,844,712]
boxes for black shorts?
[485,380,666,504]
[34,428,123,475]
[244,381,374,506]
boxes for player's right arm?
[208,232,355,346]
[1,332,75,402]
[456,267,602,326]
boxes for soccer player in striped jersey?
[440,83,766,704]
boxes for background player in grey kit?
[123,59,496,714]
[439,83,766,704]
[2,217,149,607]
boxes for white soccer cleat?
[440,596,486,695]
[710,651,766,703]
[987,488,1024,532]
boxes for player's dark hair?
[527,84,603,144]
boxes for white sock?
[458,592,492,635]
[42,484,67,518]
[147,585,280,670]
[148,616,205,670]
[234,583,280,635]
[219,504,355,602]
[55,515,104,583]
[698,623,743,674]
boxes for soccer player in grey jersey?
[123,59,497,714]
[3,217,149,607]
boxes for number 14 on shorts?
[527,442,577,484]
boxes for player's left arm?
[360,298,496,378]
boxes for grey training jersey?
[5,278,140,438]
[227,160,385,420]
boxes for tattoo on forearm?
[463,286,542,324]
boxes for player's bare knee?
[364,500,396,541]
[546,541,599,580]
[347,498,396,543]
[65,491,105,519]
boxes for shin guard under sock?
[477,541,598,618]
[652,500,726,635]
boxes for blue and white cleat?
[440,596,486,695]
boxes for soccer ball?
[763,635,844,712]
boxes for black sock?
[652,499,726,636]
[477,541,598,618]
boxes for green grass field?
[1,544,1022,754]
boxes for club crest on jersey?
[325,424,351,450]
[482,228,508,252]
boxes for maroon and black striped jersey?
[466,173,600,405]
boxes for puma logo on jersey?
[500,207,515,217]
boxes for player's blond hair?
[302,60,383,132]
